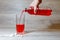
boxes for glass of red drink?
[16,13,25,35]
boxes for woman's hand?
[29,0,42,13]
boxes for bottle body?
[25,8,52,16]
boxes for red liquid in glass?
[16,24,24,34]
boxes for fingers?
[34,6,37,14]
[29,6,37,13]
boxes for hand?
[29,0,42,13]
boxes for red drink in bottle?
[24,8,52,16]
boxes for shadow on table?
[25,23,60,34]
[46,23,60,31]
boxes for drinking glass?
[16,12,25,35]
